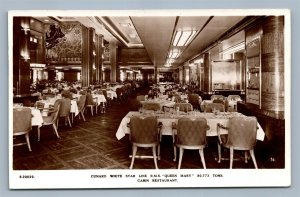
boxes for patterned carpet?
[13,87,282,170]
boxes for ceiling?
[34,15,246,69]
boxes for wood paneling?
[203,53,211,93]
[261,16,284,112]
[118,48,152,66]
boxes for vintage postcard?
[8,9,291,189]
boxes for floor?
[13,87,283,170]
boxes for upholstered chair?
[128,116,162,169]
[217,116,258,169]
[174,103,193,113]
[204,103,225,113]
[57,98,72,128]
[188,93,202,110]
[142,102,161,111]
[174,117,209,169]
[13,108,32,151]
[38,101,61,141]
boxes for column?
[203,52,212,93]
[13,17,31,95]
[110,41,117,83]
[81,27,95,87]
[261,16,284,112]
[95,34,103,84]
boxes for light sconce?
[20,49,30,61]
[173,30,197,46]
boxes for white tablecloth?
[30,107,44,126]
[107,90,117,99]
[92,94,107,105]
[115,111,265,141]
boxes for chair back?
[227,95,242,101]
[13,108,32,134]
[53,99,62,109]
[136,95,145,102]
[176,118,207,146]
[77,95,87,112]
[212,99,225,104]
[85,93,95,105]
[211,95,225,101]
[129,116,159,144]
[205,103,225,112]
[116,88,122,97]
[142,102,160,111]
[173,94,181,103]
[174,103,193,113]
[226,117,257,150]
[188,93,202,109]
[59,98,71,117]
[45,102,61,124]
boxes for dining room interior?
[11,12,286,170]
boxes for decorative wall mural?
[45,23,82,62]
[103,40,110,61]
[45,24,66,49]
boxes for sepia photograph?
[8,9,291,189]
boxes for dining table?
[92,94,107,105]
[115,111,265,141]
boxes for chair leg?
[178,147,184,169]
[81,111,86,121]
[172,132,176,162]
[52,123,60,139]
[71,113,74,123]
[56,119,59,130]
[37,126,41,141]
[67,116,72,127]
[229,147,234,169]
[217,143,222,163]
[25,133,32,151]
[91,107,93,116]
[173,144,177,162]
[152,146,159,169]
[245,151,249,163]
[102,103,106,113]
[249,149,258,169]
[199,149,206,169]
[129,145,137,169]
[157,144,161,160]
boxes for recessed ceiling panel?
[131,16,177,67]
[176,16,245,65]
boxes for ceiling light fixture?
[168,49,181,59]
[173,30,197,46]
[120,23,131,28]
[167,58,175,64]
